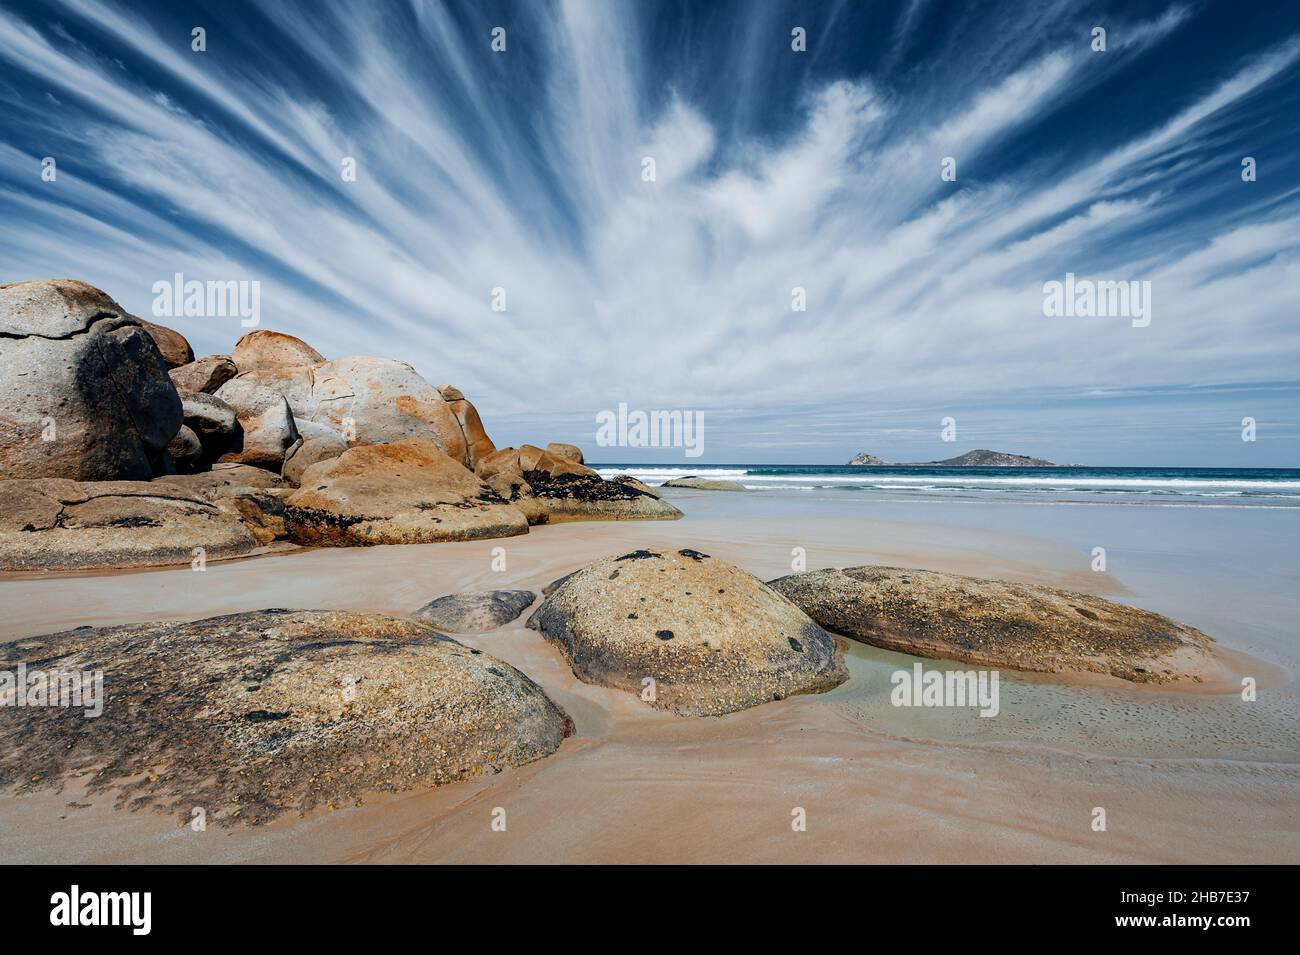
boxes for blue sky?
[1,0,1298,466]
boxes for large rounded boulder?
[235,354,496,471]
[134,316,194,368]
[284,438,529,545]
[0,280,182,481]
[769,566,1226,685]
[527,548,848,715]
[232,329,324,371]
[0,610,573,825]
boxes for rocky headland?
[0,278,679,571]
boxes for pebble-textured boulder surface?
[0,279,181,481]
[284,438,529,545]
[661,476,747,491]
[413,590,537,633]
[0,478,260,571]
[169,354,237,394]
[212,377,299,470]
[527,548,847,715]
[0,610,573,825]
[768,566,1222,684]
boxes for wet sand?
[2,492,1297,863]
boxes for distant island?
[847,449,1069,467]
[847,452,890,466]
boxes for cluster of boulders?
[2,546,1230,823]
[0,279,680,570]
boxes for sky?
[1,0,1298,466]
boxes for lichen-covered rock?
[212,378,299,470]
[413,590,537,633]
[170,355,237,394]
[527,548,847,715]
[232,329,324,372]
[284,438,529,545]
[768,566,1223,685]
[0,610,573,825]
[0,279,181,481]
[0,478,260,571]
[134,316,194,368]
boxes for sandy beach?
[3,489,1297,864]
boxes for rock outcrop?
[169,355,237,394]
[413,590,537,633]
[154,464,294,546]
[179,391,239,459]
[166,424,204,471]
[0,478,262,571]
[527,548,847,715]
[0,610,573,825]
[768,566,1221,684]
[546,442,584,464]
[284,438,529,545]
[846,452,890,466]
[661,476,747,491]
[0,279,181,481]
[236,356,495,471]
[281,430,348,485]
[232,329,325,371]
[2,281,688,570]
[134,316,194,368]
[212,378,299,470]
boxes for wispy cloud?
[0,0,1297,464]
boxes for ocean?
[591,464,1300,507]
